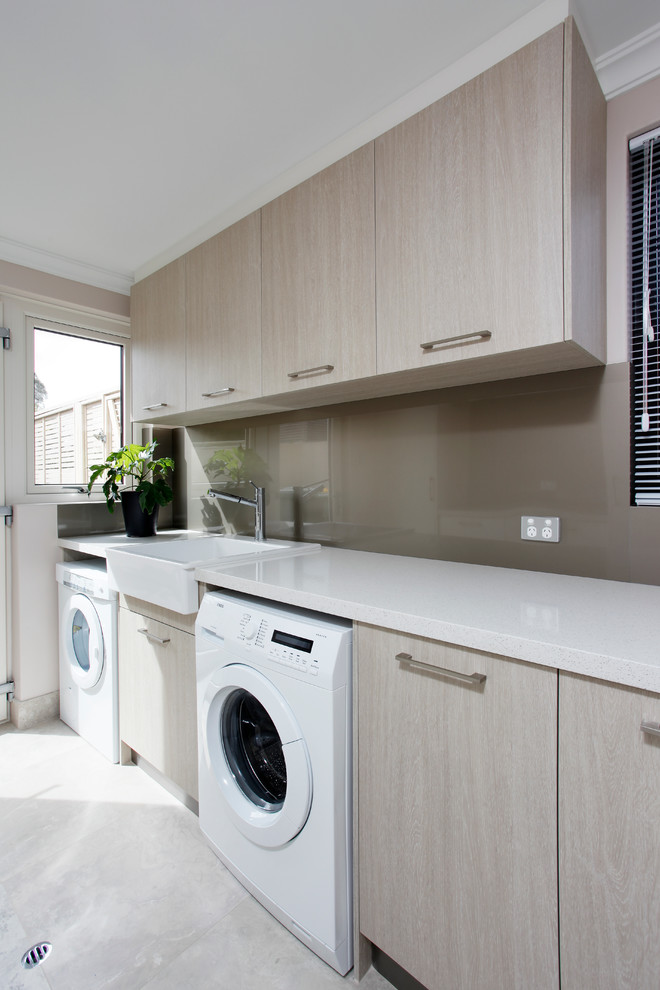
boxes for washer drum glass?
[222,689,287,812]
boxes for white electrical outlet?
[521,516,560,543]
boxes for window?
[32,323,124,489]
[630,126,660,504]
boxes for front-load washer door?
[202,663,312,849]
[62,593,105,689]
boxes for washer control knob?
[243,620,258,640]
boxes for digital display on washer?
[271,629,314,653]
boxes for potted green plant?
[87,440,175,537]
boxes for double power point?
[521,516,560,543]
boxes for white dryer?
[195,590,353,975]
[56,559,119,763]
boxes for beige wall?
[1,266,129,710]
[0,259,130,318]
[10,504,59,700]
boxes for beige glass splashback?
[186,362,660,585]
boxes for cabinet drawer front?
[185,212,262,410]
[118,608,198,800]
[119,594,197,634]
[375,25,564,376]
[131,258,187,420]
[356,623,558,990]
[559,673,660,990]
[262,144,376,394]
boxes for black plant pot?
[120,490,159,538]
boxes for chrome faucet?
[207,482,266,542]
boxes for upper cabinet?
[186,212,262,412]
[130,19,605,426]
[375,20,605,380]
[131,215,261,423]
[130,257,186,421]
[261,144,376,396]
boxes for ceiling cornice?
[0,236,133,297]
[596,21,660,99]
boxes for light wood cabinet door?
[262,144,376,395]
[130,257,186,420]
[559,672,660,990]
[357,624,558,990]
[186,211,261,412]
[375,22,604,377]
[118,606,198,800]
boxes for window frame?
[0,290,130,504]
[28,317,128,495]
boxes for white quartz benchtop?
[195,547,660,694]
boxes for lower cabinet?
[118,601,198,801]
[559,672,660,990]
[356,624,559,990]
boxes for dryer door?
[202,663,312,848]
[62,593,105,689]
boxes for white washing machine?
[195,590,353,975]
[56,559,119,763]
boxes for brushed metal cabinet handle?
[138,627,171,646]
[420,330,492,351]
[288,364,334,379]
[396,651,487,685]
[641,720,660,738]
[201,387,235,397]
[142,402,168,410]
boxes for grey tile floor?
[0,719,393,990]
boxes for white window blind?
[630,126,660,505]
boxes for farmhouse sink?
[106,535,318,613]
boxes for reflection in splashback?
[185,363,660,584]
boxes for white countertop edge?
[195,560,660,695]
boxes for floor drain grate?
[21,942,52,970]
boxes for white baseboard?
[10,691,60,730]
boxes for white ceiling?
[1,0,659,295]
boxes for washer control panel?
[197,590,352,689]
[259,617,321,677]
[56,559,118,602]
[63,573,98,596]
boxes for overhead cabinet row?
[131,19,605,426]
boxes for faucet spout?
[207,481,266,542]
